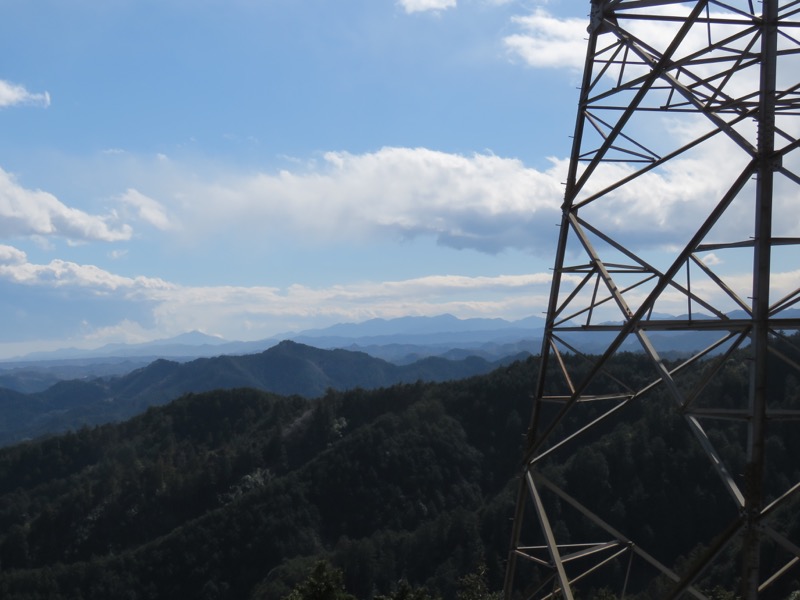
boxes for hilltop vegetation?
[0,344,797,599]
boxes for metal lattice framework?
[505,1,800,598]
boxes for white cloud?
[0,167,132,242]
[0,256,172,292]
[109,249,129,260]
[504,9,588,70]
[569,145,749,242]
[398,0,456,14]
[504,4,778,85]
[700,253,722,266]
[0,79,50,108]
[176,147,565,254]
[92,127,797,263]
[118,188,174,231]
[82,319,157,345]
[0,244,27,265]
[110,140,796,259]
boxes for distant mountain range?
[0,340,525,447]
[2,310,797,395]
[2,314,548,363]
[0,315,549,391]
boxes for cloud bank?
[157,141,780,257]
[171,147,564,254]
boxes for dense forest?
[0,344,797,599]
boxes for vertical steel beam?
[742,0,779,597]
[504,7,602,594]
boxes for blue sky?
[0,0,596,357]
[1,1,796,358]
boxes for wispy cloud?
[0,168,133,242]
[118,188,174,231]
[0,79,50,108]
[398,0,457,15]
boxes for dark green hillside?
[0,388,47,441]
[0,370,61,395]
[0,358,535,600]
[0,351,797,600]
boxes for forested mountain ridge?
[0,341,523,447]
[0,358,534,600]
[0,347,797,600]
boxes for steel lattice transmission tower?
[504,1,800,599]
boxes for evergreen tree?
[375,580,440,600]
[282,561,356,600]
[455,564,501,600]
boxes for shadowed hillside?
[0,346,797,600]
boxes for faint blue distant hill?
[293,314,545,338]
[4,310,795,391]
[0,316,545,392]
[279,314,545,363]
[7,331,246,363]
[2,316,547,365]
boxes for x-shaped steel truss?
[505,1,800,598]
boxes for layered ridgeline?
[5,310,777,394]
[5,310,791,447]
[0,341,525,447]
[0,348,797,599]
